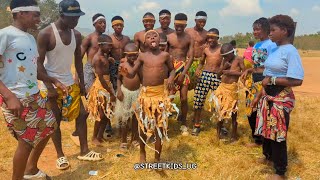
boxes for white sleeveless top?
[44,23,76,87]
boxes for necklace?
[113,33,123,41]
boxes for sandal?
[120,143,128,151]
[56,157,70,170]
[180,125,189,136]
[77,151,103,161]
[221,127,229,136]
[23,170,48,179]
[191,127,201,136]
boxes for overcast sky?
[55,0,320,36]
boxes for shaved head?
[124,43,138,52]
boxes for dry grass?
[0,51,320,180]
[1,94,319,179]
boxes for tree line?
[0,0,59,35]
[221,32,320,50]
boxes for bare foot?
[230,136,238,143]
[257,157,273,166]
[266,174,286,180]
[72,131,79,136]
[245,142,261,148]
[92,138,103,147]
[140,153,146,163]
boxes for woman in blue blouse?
[252,15,304,179]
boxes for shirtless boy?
[212,43,245,141]
[167,13,194,134]
[159,33,168,52]
[80,13,106,92]
[69,13,106,142]
[155,9,174,36]
[134,12,156,52]
[119,30,175,162]
[186,11,208,89]
[114,43,140,150]
[110,16,130,90]
[192,28,222,136]
[87,35,116,147]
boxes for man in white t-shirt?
[0,0,56,179]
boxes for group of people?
[0,0,304,179]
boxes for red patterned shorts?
[0,92,57,147]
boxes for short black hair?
[221,43,234,54]
[208,28,219,35]
[269,14,295,37]
[196,11,207,17]
[92,13,105,22]
[159,9,171,16]
[249,41,254,47]
[230,40,236,46]
[253,17,270,34]
[111,15,124,22]
[143,12,155,18]
[159,33,167,41]
[98,34,112,43]
[175,13,187,21]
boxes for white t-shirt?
[0,26,39,98]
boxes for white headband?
[221,49,235,56]
[195,16,207,20]
[93,16,105,24]
[159,42,167,45]
[11,6,40,13]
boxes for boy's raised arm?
[120,55,142,79]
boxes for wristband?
[271,76,277,85]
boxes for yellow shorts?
[40,83,80,122]
[57,84,81,121]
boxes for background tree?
[0,0,59,31]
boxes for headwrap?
[207,32,219,37]
[174,20,187,25]
[195,16,207,20]
[112,20,124,26]
[221,49,235,56]
[144,29,159,41]
[11,6,40,13]
[93,16,105,24]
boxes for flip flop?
[77,151,103,161]
[180,125,189,136]
[191,127,201,136]
[23,170,48,179]
[56,157,70,170]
